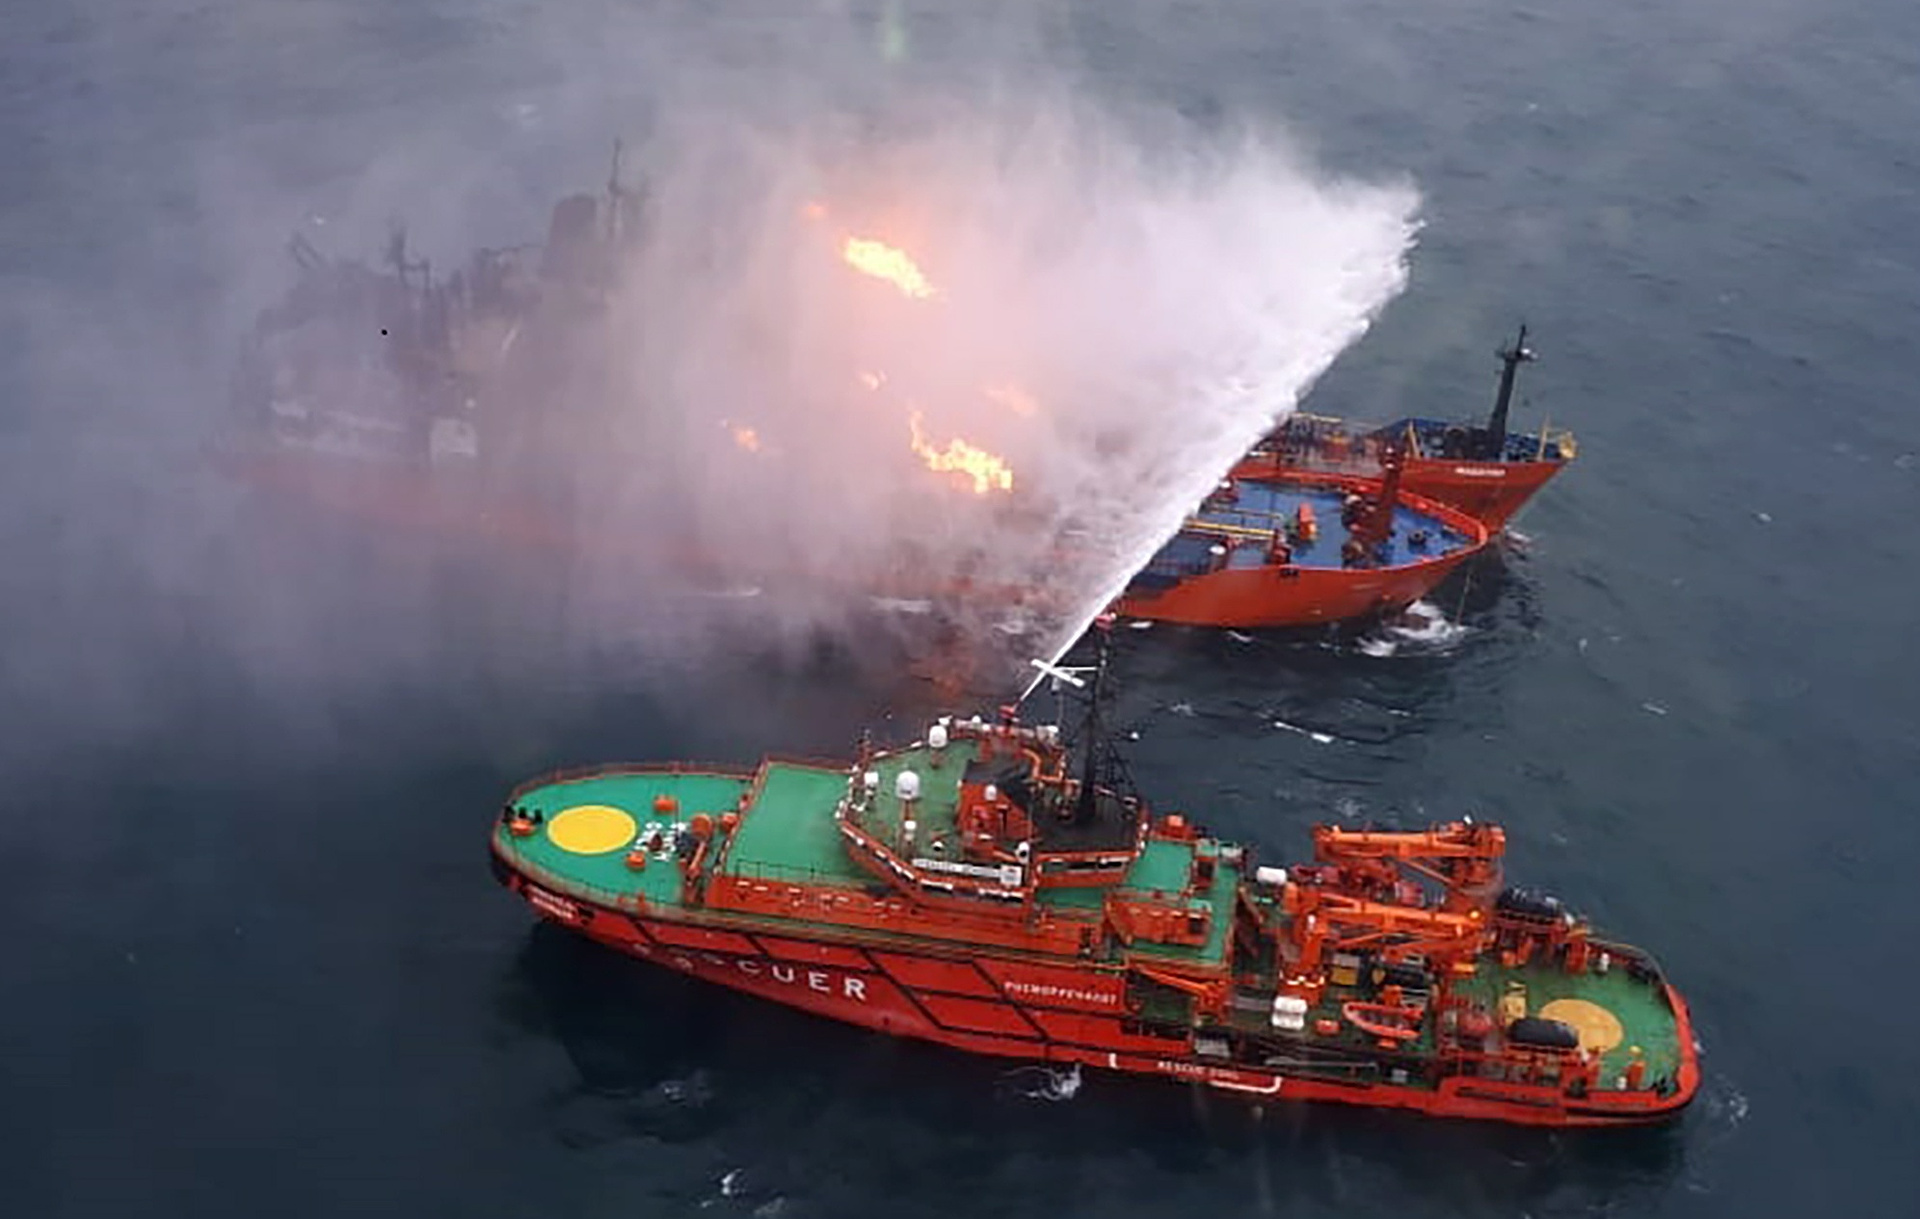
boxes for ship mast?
[1483,324,1535,459]
[1071,615,1115,825]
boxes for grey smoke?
[1,3,1420,772]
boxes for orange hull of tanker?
[497,858,1699,1127]
[1115,546,1478,628]
[1232,450,1564,531]
[1398,457,1564,530]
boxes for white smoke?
[555,85,1420,688]
[1,3,1425,773]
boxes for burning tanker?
[228,99,1420,691]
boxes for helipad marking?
[547,804,638,855]
[1538,998,1624,1053]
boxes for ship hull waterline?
[1113,545,1482,629]
[496,853,1701,1127]
[1115,474,1493,629]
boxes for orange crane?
[1310,822,1507,912]
[1280,883,1490,977]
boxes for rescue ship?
[1113,442,1491,628]
[1233,327,1575,530]
[490,623,1700,1126]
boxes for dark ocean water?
[6,2,1919,1216]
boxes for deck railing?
[495,838,643,910]
[505,754,851,803]
[505,760,754,801]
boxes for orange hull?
[1114,545,1478,628]
[223,449,1486,630]
[1398,457,1565,530]
[1117,473,1491,628]
[496,862,1700,1127]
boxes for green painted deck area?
[1454,959,1684,1085]
[1125,839,1197,895]
[1124,841,1240,967]
[499,769,754,907]
[721,763,866,884]
[1032,839,1242,968]
[854,741,977,856]
[497,753,1244,971]
[1036,884,1106,910]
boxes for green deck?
[1126,839,1198,895]
[854,740,978,856]
[1120,839,1239,967]
[1453,957,1684,1085]
[720,763,866,884]
[498,743,1246,972]
[503,770,754,906]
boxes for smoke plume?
[2,2,1421,773]
[520,47,1421,688]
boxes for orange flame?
[908,411,1014,495]
[843,236,937,299]
[723,421,761,452]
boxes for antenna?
[1071,614,1118,825]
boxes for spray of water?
[553,85,1420,688]
[2,4,1422,774]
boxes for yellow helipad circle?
[1539,998,1624,1053]
[547,804,638,855]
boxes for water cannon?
[1027,657,1091,690]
